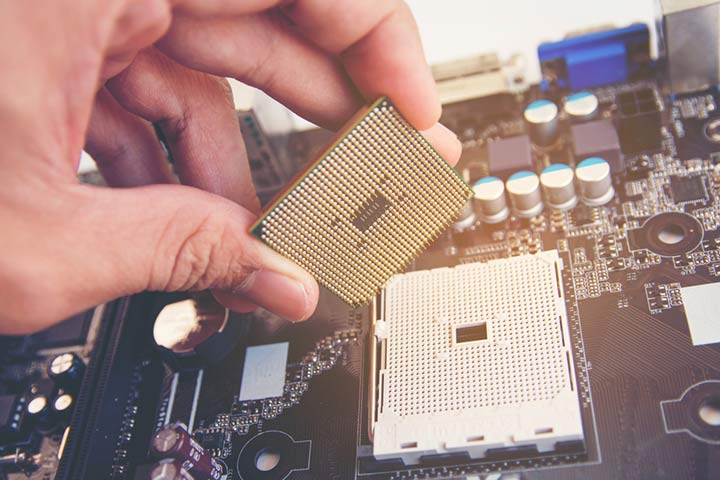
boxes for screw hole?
[658,224,685,245]
[699,397,720,426]
[255,448,281,472]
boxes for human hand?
[0,0,461,333]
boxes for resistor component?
[524,99,559,146]
[506,171,544,218]
[150,423,223,480]
[540,164,577,210]
[472,177,509,223]
[575,157,615,206]
[563,91,599,121]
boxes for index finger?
[282,0,441,130]
[169,0,441,131]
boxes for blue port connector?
[538,23,651,91]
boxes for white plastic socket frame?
[372,250,584,464]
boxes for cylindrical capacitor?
[26,395,49,419]
[506,171,543,218]
[52,393,74,421]
[563,91,599,121]
[149,459,194,480]
[472,177,509,223]
[48,352,85,387]
[452,202,476,231]
[575,157,615,206]
[540,164,577,210]
[150,423,223,480]
[26,395,54,431]
[524,99,559,146]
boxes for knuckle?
[91,140,130,168]
[235,24,278,89]
[159,111,191,144]
[156,212,250,292]
[123,0,173,44]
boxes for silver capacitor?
[524,99,559,146]
[506,171,543,218]
[540,164,577,210]
[563,91,599,121]
[472,177,509,223]
[575,157,615,206]
[453,203,477,231]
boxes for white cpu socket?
[371,250,584,464]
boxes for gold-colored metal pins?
[250,98,473,307]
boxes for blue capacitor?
[506,171,543,218]
[540,164,577,210]
[564,91,599,120]
[524,100,559,146]
[473,176,509,223]
[575,157,615,206]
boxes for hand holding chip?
[0,0,460,332]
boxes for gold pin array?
[251,98,474,306]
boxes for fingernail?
[235,270,312,322]
[436,122,459,140]
[421,123,462,165]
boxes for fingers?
[7,183,318,332]
[107,48,260,211]
[85,88,174,186]
[284,0,440,129]
[420,123,461,167]
[99,184,318,321]
[171,0,281,16]
[101,0,172,80]
[158,1,439,131]
[157,12,362,130]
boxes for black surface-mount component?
[626,156,653,179]
[616,88,663,153]
[676,114,720,161]
[669,175,710,204]
[571,119,624,172]
[487,134,533,179]
[196,430,225,451]
[570,206,597,226]
[29,310,93,350]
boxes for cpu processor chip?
[251,98,473,306]
[371,251,584,463]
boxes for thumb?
[67,183,319,323]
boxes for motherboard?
[3,2,720,479]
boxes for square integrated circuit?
[669,175,709,204]
[251,98,473,306]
